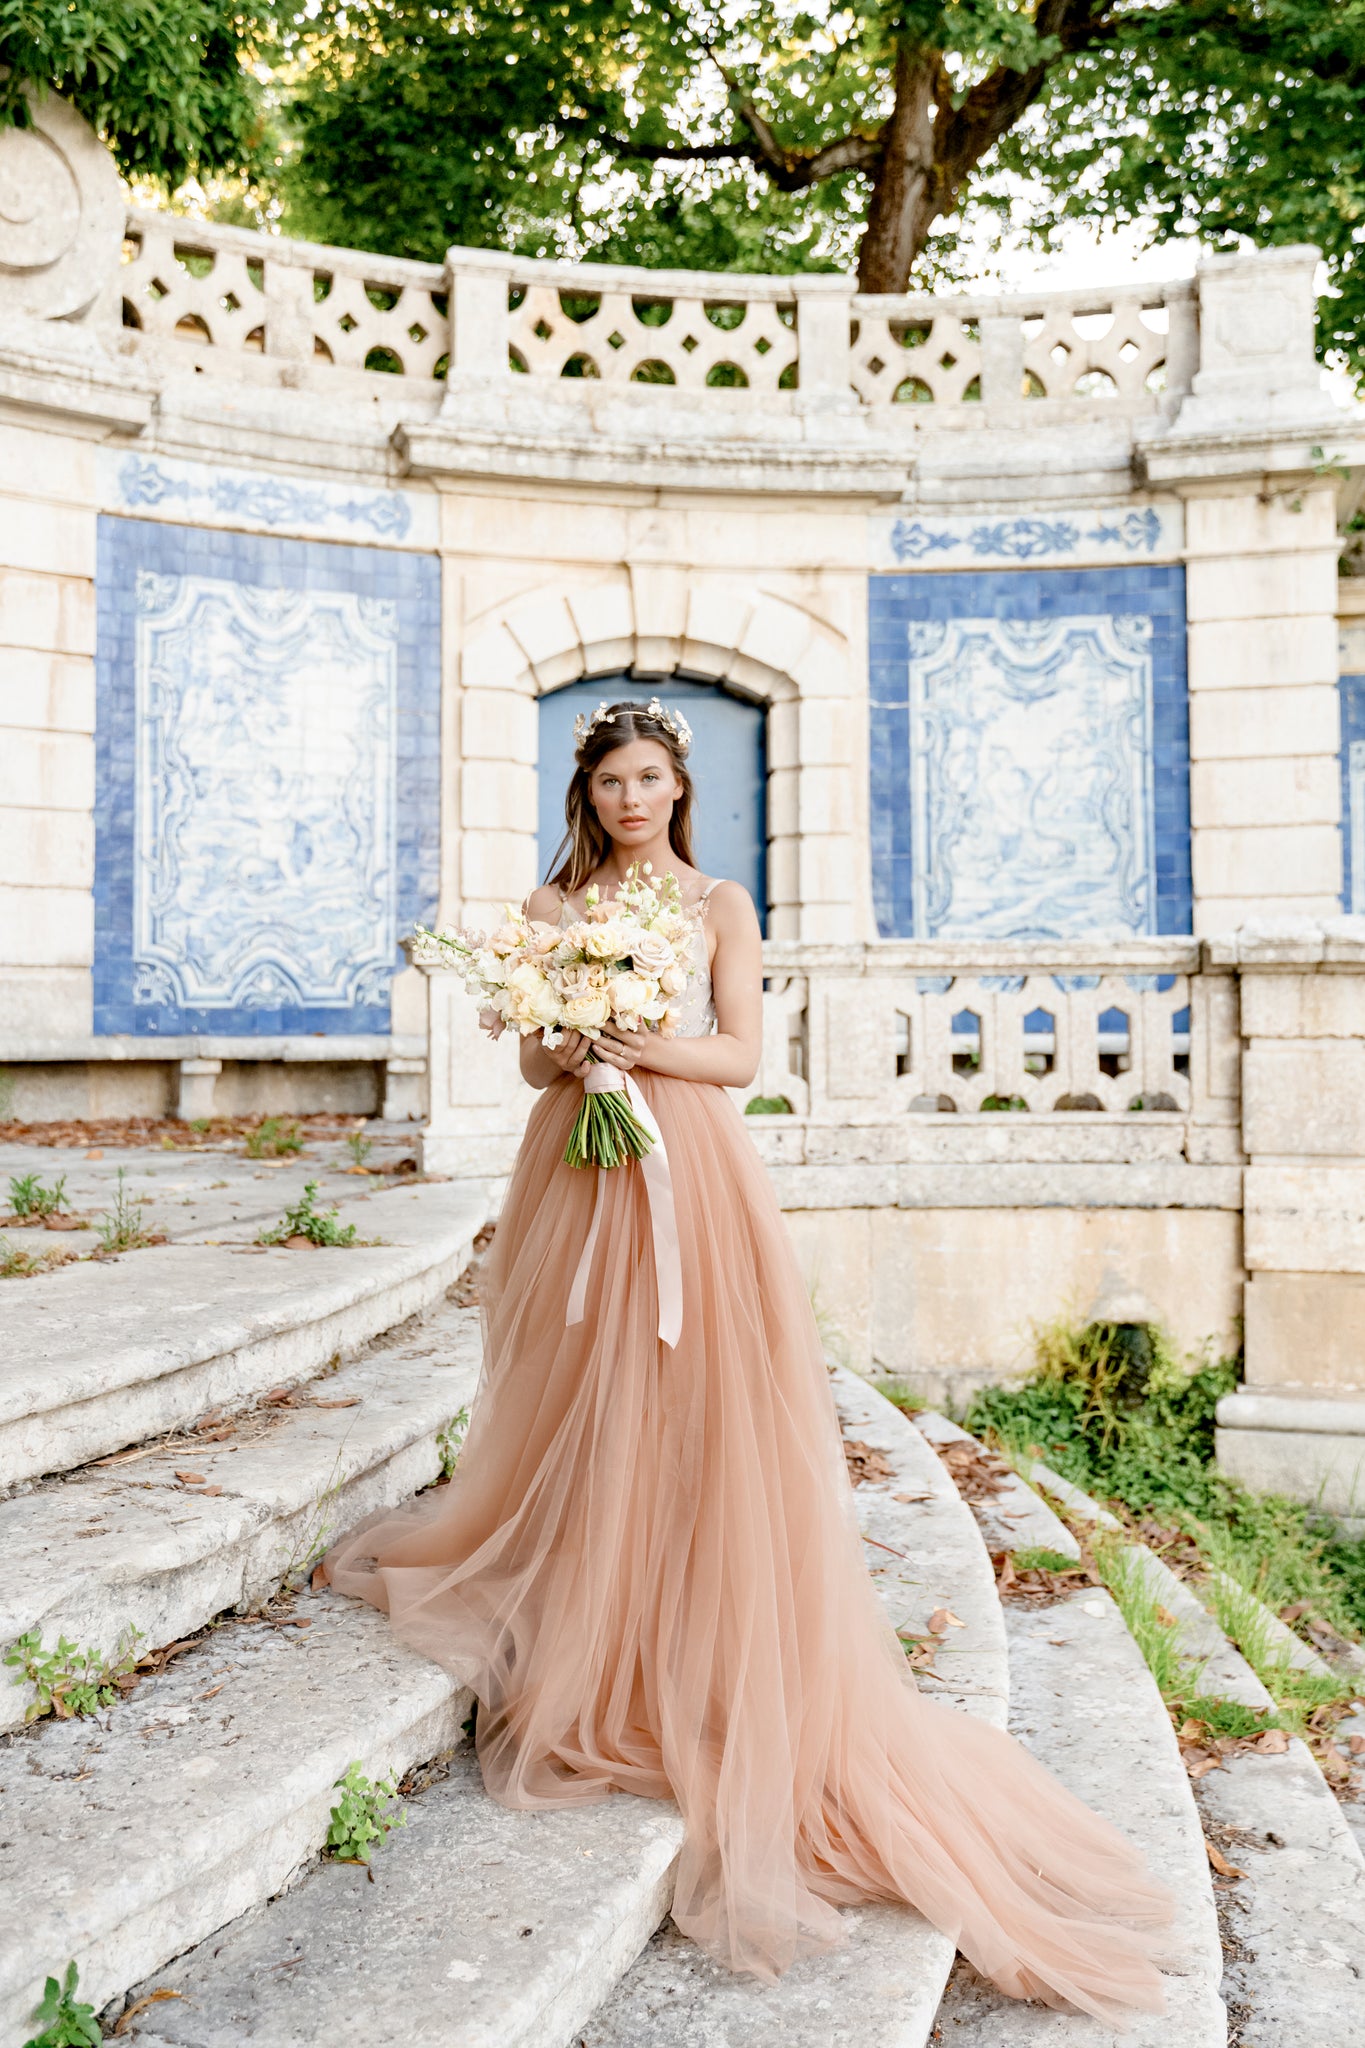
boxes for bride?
[324,696,1172,2016]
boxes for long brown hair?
[546,698,697,893]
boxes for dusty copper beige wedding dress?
[325,885,1173,2018]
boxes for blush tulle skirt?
[323,1072,1173,2017]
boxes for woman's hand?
[593,1022,647,1072]
[541,1028,595,1079]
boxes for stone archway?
[453,572,857,943]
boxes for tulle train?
[324,1071,1174,2017]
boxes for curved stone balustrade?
[109,205,1200,425]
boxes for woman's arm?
[594,881,763,1089]
[517,885,593,1090]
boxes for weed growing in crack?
[344,1129,374,1167]
[4,1627,145,1724]
[258,1182,358,1248]
[245,1116,304,1159]
[325,1760,407,1864]
[436,1406,470,1479]
[22,1960,100,2048]
[95,1170,157,1254]
[0,1237,51,1279]
[7,1173,68,1220]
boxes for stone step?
[0,1590,471,2044]
[0,1180,490,1490]
[0,1297,482,1733]
[580,1367,1009,2048]
[115,1752,683,2048]
[914,1421,1225,2047]
[1004,1444,1365,2045]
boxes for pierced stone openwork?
[753,955,1194,1119]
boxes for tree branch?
[930,0,1117,213]
[612,128,878,185]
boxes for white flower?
[610,972,656,1017]
[659,964,687,996]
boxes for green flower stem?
[562,1060,655,1170]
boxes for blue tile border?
[94,515,441,1037]
[868,564,1192,939]
[1342,673,1365,915]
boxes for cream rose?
[507,961,548,998]
[563,988,611,1032]
[527,920,563,956]
[584,921,633,962]
[659,964,687,996]
[488,922,522,957]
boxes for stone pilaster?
[1214,921,1365,1530]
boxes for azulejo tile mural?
[1340,670,1365,916]
[869,565,1191,940]
[95,517,440,1036]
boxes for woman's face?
[588,737,683,850]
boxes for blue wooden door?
[538,678,768,930]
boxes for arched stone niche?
[453,574,859,943]
[0,92,124,320]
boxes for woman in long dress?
[324,698,1174,2017]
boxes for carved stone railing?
[118,210,449,379]
[419,936,1246,1181]
[112,208,1200,419]
[752,940,1215,1119]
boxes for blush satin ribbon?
[565,1064,683,1347]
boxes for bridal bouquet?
[410,862,697,1169]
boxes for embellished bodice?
[556,882,718,1039]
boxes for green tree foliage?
[0,0,265,182]
[8,0,1365,361]
[1002,1,1365,380]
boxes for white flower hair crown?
[572,696,693,754]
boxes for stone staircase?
[3,1189,1361,2048]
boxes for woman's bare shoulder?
[702,878,760,930]
[524,884,563,923]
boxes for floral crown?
[572,696,693,754]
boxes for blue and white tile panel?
[869,565,1192,941]
[869,501,1183,573]
[95,517,440,1037]
[98,449,438,550]
[1339,649,1365,916]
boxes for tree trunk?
[856,48,940,294]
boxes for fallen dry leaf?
[311,1563,328,1591]
[196,1685,225,1701]
[174,1470,207,1485]
[283,1233,317,1251]
[310,1397,361,1409]
[262,1388,298,1406]
[1205,1842,1246,1880]
[1182,1751,1223,1780]
[113,1990,183,2035]
[892,1491,932,1505]
[200,1484,223,1496]
[843,1439,897,1487]
[1349,1733,1365,1756]
[927,1607,966,1635]
[1252,1728,1290,1755]
[85,1148,104,1160]
[1155,1605,1178,1628]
